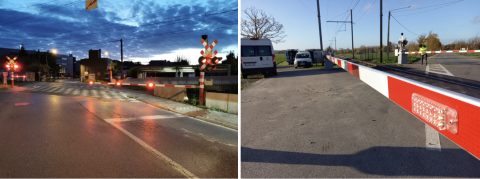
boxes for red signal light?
[148,82,155,88]
[116,82,121,86]
[89,81,93,85]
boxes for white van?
[241,38,277,78]
[294,51,313,68]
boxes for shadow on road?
[272,68,345,79]
[242,146,480,177]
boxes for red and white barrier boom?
[326,55,480,159]
[406,49,480,55]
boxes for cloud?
[0,0,238,64]
[362,3,373,12]
[473,16,480,24]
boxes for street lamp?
[51,48,58,55]
[387,6,411,62]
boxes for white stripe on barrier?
[358,65,390,98]
[341,59,347,70]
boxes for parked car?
[285,49,298,65]
[294,51,312,68]
[305,49,325,66]
[241,38,277,78]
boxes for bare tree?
[241,7,286,43]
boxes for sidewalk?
[116,87,238,130]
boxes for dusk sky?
[242,0,480,50]
[0,0,238,64]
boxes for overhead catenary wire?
[390,14,419,36]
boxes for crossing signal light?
[89,81,93,85]
[147,82,155,88]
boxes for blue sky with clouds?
[242,0,480,50]
[0,0,238,64]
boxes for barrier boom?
[326,55,480,159]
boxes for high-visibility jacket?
[419,47,427,55]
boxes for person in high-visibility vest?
[419,44,428,65]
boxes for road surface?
[241,66,480,177]
[424,53,480,81]
[0,81,237,178]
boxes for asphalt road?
[0,82,237,178]
[241,66,480,177]
[425,53,480,81]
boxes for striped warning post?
[199,72,205,105]
[326,55,480,159]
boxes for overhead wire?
[390,14,419,36]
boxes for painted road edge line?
[103,119,198,178]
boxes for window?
[296,53,310,58]
[241,46,272,57]
[257,46,271,56]
[241,46,256,57]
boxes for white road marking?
[91,89,99,97]
[64,88,74,95]
[81,89,89,96]
[104,114,182,123]
[72,89,80,95]
[103,118,197,178]
[100,90,112,99]
[423,61,455,151]
[425,124,442,151]
[426,64,453,76]
[46,87,57,93]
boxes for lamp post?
[47,48,58,80]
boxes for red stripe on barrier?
[347,62,359,78]
[337,59,342,67]
[453,50,460,53]
[388,76,480,159]
[130,83,139,86]
[467,50,475,53]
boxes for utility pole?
[120,38,123,79]
[380,0,383,63]
[387,6,411,64]
[316,0,323,51]
[387,10,391,62]
[350,9,354,59]
[334,36,337,51]
[327,11,354,59]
